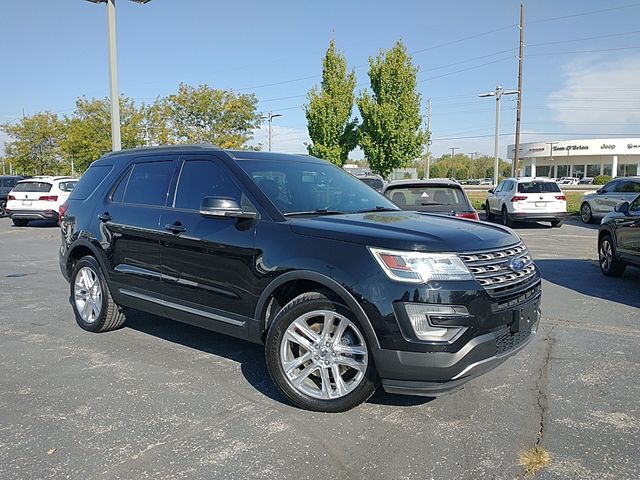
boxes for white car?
[485,177,567,228]
[558,177,579,185]
[6,176,78,226]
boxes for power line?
[528,2,640,24]
[527,29,640,47]
[419,56,514,83]
[528,45,640,56]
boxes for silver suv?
[580,177,640,224]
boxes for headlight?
[369,247,472,283]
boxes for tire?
[265,291,378,412]
[0,200,6,218]
[598,234,626,277]
[70,255,125,332]
[551,219,564,228]
[12,218,28,227]
[501,206,513,227]
[581,202,594,224]
[485,202,494,220]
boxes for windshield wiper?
[284,209,344,217]
[355,206,400,213]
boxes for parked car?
[6,176,78,226]
[479,178,493,185]
[578,177,594,185]
[598,194,640,276]
[485,177,567,227]
[580,177,640,224]
[356,174,385,192]
[59,145,541,412]
[558,177,579,185]
[382,179,479,220]
[0,175,24,217]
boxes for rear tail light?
[555,195,566,200]
[39,195,58,201]
[7,195,15,201]
[454,211,480,220]
[58,203,68,225]
[511,196,528,202]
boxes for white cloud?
[249,125,310,154]
[548,55,640,131]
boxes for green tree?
[164,83,261,148]
[61,96,145,173]
[305,40,358,166]
[357,41,426,178]
[1,112,65,175]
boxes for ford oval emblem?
[509,257,526,272]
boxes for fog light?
[403,303,469,342]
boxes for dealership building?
[508,138,640,178]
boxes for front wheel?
[599,235,626,277]
[265,291,378,412]
[70,256,125,332]
[581,203,594,224]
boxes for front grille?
[495,325,533,355]
[459,242,537,298]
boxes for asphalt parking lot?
[1,216,639,480]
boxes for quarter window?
[174,159,242,211]
[630,196,640,212]
[122,161,173,206]
[618,181,640,193]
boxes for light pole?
[261,111,283,151]
[546,142,557,179]
[449,147,459,179]
[479,85,518,185]
[85,0,152,151]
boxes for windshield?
[238,159,398,215]
[13,181,52,193]
[518,181,561,193]
[384,185,469,209]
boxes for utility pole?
[512,3,525,177]
[449,147,459,179]
[546,142,557,178]
[479,85,518,185]
[106,0,121,151]
[425,98,432,179]
[262,111,283,151]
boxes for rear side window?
[360,178,384,190]
[517,182,561,193]
[174,159,241,211]
[69,165,113,200]
[384,186,468,207]
[13,181,52,193]
[123,161,173,206]
[58,181,78,192]
[619,181,640,193]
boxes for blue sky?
[2,0,640,158]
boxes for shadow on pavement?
[10,220,58,228]
[124,310,431,408]
[536,258,640,308]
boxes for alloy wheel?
[599,239,613,272]
[581,203,592,223]
[74,266,103,323]
[280,309,368,400]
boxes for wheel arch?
[65,239,111,280]
[255,271,380,349]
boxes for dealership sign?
[508,138,640,158]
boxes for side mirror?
[596,188,604,194]
[487,189,494,194]
[614,201,630,215]
[199,196,258,220]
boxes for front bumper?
[8,209,58,221]
[508,211,567,222]
[375,293,541,397]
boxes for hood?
[290,211,519,252]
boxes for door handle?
[98,212,112,222]
[165,222,187,234]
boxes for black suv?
[598,194,640,276]
[59,146,541,412]
[0,175,24,217]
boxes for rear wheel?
[501,206,513,227]
[599,234,626,277]
[12,218,28,227]
[581,202,594,224]
[0,200,6,218]
[70,256,125,332]
[265,291,378,412]
[551,219,564,228]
